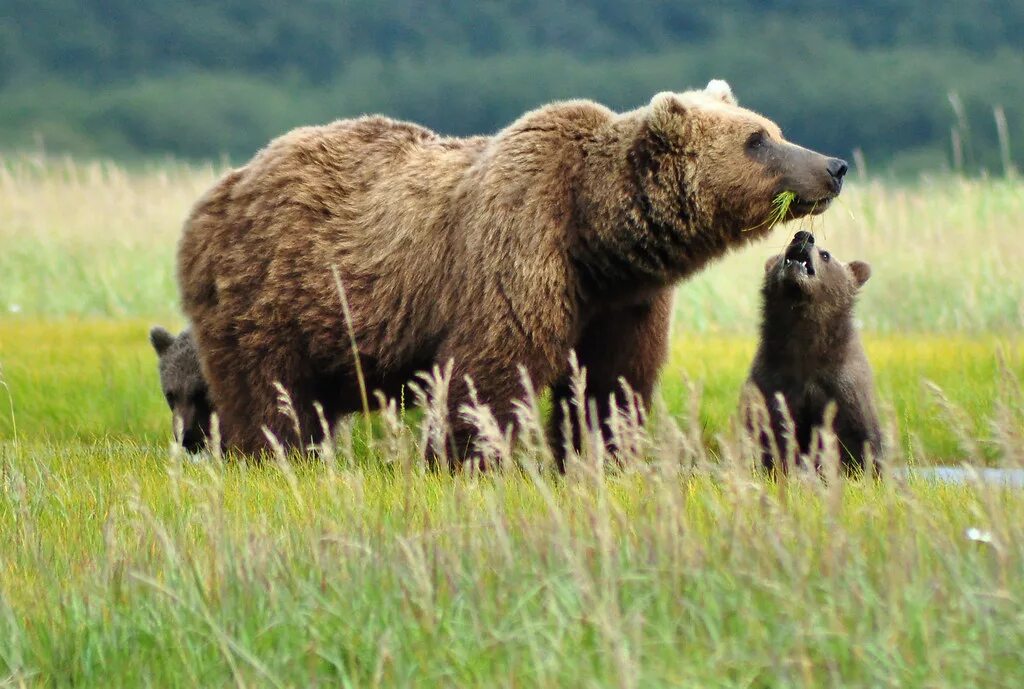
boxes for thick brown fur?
[744,231,882,473]
[177,80,847,465]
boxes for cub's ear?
[848,261,872,288]
[149,326,175,355]
[764,255,783,273]
[649,91,688,136]
[705,79,737,106]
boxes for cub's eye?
[165,392,175,407]
[746,130,766,150]
[820,251,831,262]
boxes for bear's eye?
[746,130,766,150]
[820,251,831,262]
[165,391,176,407]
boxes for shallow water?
[901,467,1024,487]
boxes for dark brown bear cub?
[150,326,213,453]
[745,231,882,473]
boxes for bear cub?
[149,326,213,453]
[745,231,882,473]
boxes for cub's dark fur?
[745,231,882,473]
[150,326,213,453]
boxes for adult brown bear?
[177,80,847,466]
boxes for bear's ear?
[149,326,175,356]
[764,255,783,273]
[705,79,737,106]
[649,91,689,136]
[848,261,871,288]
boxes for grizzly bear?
[177,79,848,466]
[149,326,213,453]
[744,231,882,473]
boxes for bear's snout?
[826,157,849,193]
[181,429,205,453]
[792,231,814,246]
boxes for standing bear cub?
[178,80,848,465]
[745,231,882,473]
[150,326,213,453]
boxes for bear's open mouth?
[783,255,814,277]
[783,243,815,278]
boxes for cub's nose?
[827,158,849,180]
[792,231,814,246]
[182,430,204,453]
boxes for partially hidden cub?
[745,231,882,473]
[150,326,213,453]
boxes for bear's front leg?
[429,325,565,471]
[548,288,673,471]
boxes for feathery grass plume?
[773,391,801,473]
[460,376,514,470]
[373,391,414,471]
[512,364,556,472]
[272,381,304,454]
[312,402,336,469]
[605,378,646,469]
[407,361,455,470]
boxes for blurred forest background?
[2,0,1022,173]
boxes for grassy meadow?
[1,154,1023,686]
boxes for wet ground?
[901,467,1024,487]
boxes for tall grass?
[0,155,218,317]
[2,416,1024,686]
[0,154,1022,331]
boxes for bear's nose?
[827,158,849,180]
[792,230,814,245]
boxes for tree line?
[2,0,1021,173]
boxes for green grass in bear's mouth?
[768,190,798,228]
[742,190,799,233]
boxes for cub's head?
[149,326,212,453]
[641,80,847,237]
[763,231,871,319]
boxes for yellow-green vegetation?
[769,189,797,228]
[1,320,1021,463]
[2,443,1024,687]
[2,155,1024,332]
[1,155,1023,686]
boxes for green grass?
[2,320,1021,464]
[1,441,1023,687]
[770,189,797,227]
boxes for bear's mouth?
[789,195,833,217]
[783,255,814,278]
[783,242,815,278]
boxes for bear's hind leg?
[196,338,274,457]
[207,340,339,459]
